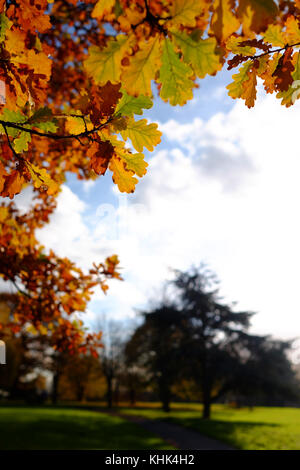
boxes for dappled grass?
[119,404,300,450]
[0,407,173,450]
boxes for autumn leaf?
[121,117,161,152]
[210,0,240,43]
[172,32,222,79]
[14,131,31,153]
[25,162,59,195]
[88,140,114,175]
[227,61,257,107]
[115,91,153,116]
[85,35,128,85]
[167,0,203,28]
[92,0,115,19]
[237,0,278,35]
[263,24,286,47]
[273,48,295,92]
[277,52,300,106]
[120,151,148,177]
[121,36,162,97]
[0,170,24,199]
[226,36,257,56]
[158,39,195,106]
[286,16,300,43]
[0,13,12,41]
[109,155,138,193]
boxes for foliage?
[126,266,299,417]
[1,0,300,347]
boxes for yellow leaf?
[227,61,257,108]
[121,36,162,97]
[25,162,59,195]
[242,68,257,108]
[210,0,240,43]
[109,155,138,193]
[84,35,127,85]
[263,24,286,47]
[121,117,161,152]
[118,151,148,177]
[167,0,203,28]
[226,36,256,56]
[92,0,115,19]
[65,115,93,134]
[286,16,300,43]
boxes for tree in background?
[125,304,185,412]
[126,265,299,418]
[95,319,127,408]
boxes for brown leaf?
[88,140,114,175]
[273,49,295,92]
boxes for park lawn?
[0,406,173,450]
[120,404,300,450]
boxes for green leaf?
[29,107,53,123]
[0,14,12,42]
[116,91,153,116]
[33,120,58,133]
[0,110,26,137]
[158,39,194,106]
[14,131,31,153]
[172,32,222,79]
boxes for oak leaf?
[210,0,240,43]
[92,0,115,19]
[121,117,161,152]
[121,36,162,97]
[88,140,114,175]
[167,0,203,28]
[85,35,127,86]
[109,155,138,193]
[115,91,153,116]
[172,32,222,79]
[158,39,195,106]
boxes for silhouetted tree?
[125,305,184,412]
[126,265,299,418]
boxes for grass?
[119,403,300,450]
[0,406,174,450]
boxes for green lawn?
[0,406,173,450]
[119,403,300,450]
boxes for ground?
[119,403,300,450]
[0,403,300,450]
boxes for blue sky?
[31,69,300,361]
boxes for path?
[109,411,235,450]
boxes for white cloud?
[36,90,300,350]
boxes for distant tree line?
[0,266,299,419]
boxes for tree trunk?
[159,379,171,412]
[129,387,136,406]
[106,376,113,408]
[202,383,211,419]
[51,370,59,405]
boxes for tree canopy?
[1,0,300,350]
[126,266,299,417]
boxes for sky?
[17,68,300,361]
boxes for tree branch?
[0,116,114,142]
